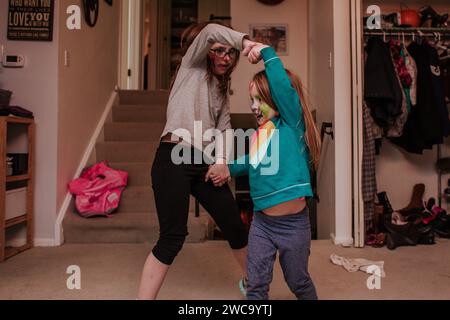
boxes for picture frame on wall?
[250,24,288,55]
[7,0,55,41]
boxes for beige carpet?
[0,239,449,300]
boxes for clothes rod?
[364,27,450,36]
[364,32,450,37]
[363,27,450,32]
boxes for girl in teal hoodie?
[208,44,321,300]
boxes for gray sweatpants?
[247,208,318,300]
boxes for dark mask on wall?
[83,0,99,27]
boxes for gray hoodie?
[161,23,248,161]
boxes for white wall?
[309,0,335,240]
[332,0,352,245]
[57,0,120,217]
[309,0,353,244]
[230,0,308,113]
[0,0,59,245]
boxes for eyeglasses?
[209,48,238,59]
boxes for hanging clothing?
[386,41,410,138]
[391,41,447,154]
[441,57,450,101]
[441,56,450,121]
[426,43,450,137]
[391,44,412,87]
[402,46,418,108]
[362,102,377,222]
[364,37,403,131]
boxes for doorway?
[124,0,231,91]
[308,0,354,246]
[119,0,143,90]
[143,0,158,90]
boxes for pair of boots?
[377,184,435,250]
[384,220,435,250]
[432,211,450,238]
[377,184,425,222]
[376,191,394,232]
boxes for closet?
[356,0,450,248]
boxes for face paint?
[260,103,272,118]
[249,84,279,126]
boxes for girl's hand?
[205,164,231,187]
[242,38,258,57]
[248,44,270,64]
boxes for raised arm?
[182,24,249,68]
[259,46,304,128]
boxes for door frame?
[145,0,158,90]
[331,0,354,247]
[119,0,144,90]
[308,0,354,246]
[350,0,365,248]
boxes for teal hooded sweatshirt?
[228,47,313,212]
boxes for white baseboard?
[54,91,118,246]
[34,238,57,247]
[331,233,354,247]
[6,238,56,247]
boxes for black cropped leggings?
[151,143,248,266]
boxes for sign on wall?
[7,0,55,41]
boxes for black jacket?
[391,41,448,154]
[364,37,403,130]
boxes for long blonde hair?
[252,69,321,170]
[170,21,241,99]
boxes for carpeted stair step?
[119,186,203,213]
[96,142,160,163]
[118,90,169,105]
[104,122,165,142]
[63,211,212,244]
[119,186,155,212]
[109,162,152,186]
[112,105,167,123]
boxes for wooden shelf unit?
[0,116,35,262]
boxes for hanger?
[435,32,448,51]
[440,33,450,60]
[441,47,450,60]
[416,30,426,44]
